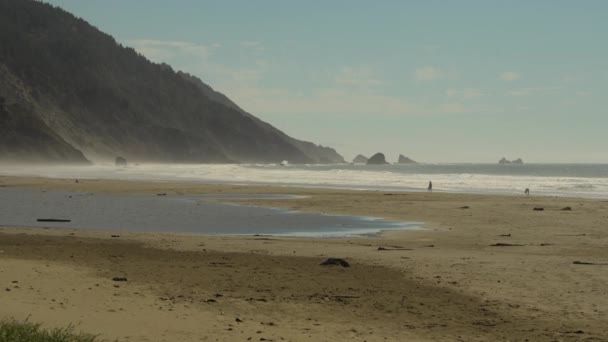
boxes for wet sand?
[0,175,607,341]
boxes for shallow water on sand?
[0,188,421,237]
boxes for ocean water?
[1,163,608,199]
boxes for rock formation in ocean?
[367,153,389,165]
[499,157,524,164]
[352,154,369,164]
[397,154,417,164]
[115,156,127,166]
[0,0,344,164]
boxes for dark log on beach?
[533,207,544,211]
[320,258,350,267]
[36,218,71,222]
[112,277,128,281]
[573,261,608,265]
[377,246,413,251]
[490,243,525,247]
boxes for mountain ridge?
[0,0,344,164]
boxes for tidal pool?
[0,188,422,237]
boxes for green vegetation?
[0,319,99,342]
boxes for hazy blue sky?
[47,0,607,163]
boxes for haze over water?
[2,163,607,199]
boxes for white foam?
[1,163,607,199]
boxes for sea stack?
[367,153,389,165]
[115,156,127,166]
[397,154,417,164]
[499,157,524,164]
[353,154,369,164]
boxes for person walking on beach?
[525,188,530,196]
[428,181,433,192]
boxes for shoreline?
[1,175,607,341]
[2,162,607,200]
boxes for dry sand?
[0,175,607,341]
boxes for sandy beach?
[0,175,607,341]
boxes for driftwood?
[573,261,608,265]
[37,218,71,222]
[490,243,525,247]
[377,246,413,251]
[320,258,350,268]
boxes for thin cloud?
[240,41,261,47]
[508,86,562,96]
[127,39,213,64]
[123,39,485,119]
[334,67,384,87]
[415,66,443,81]
[447,88,483,100]
[500,71,521,81]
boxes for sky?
[46,0,608,163]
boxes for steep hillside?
[0,0,344,164]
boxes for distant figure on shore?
[428,181,433,192]
[525,188,530,196]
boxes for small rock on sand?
[320,258,350,268]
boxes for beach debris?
[539,243,554,246]
[564,330,585,334]
[533,207,544,211]
[156,193,167,196]
[37,218,71,222]
[459,206,470,209]
[206,299,217,303]
[111,235,120,238]
[261,322,276,326]
[561,206,572,211]
[235,318,243,323]
[424,244,435,248]
[499,234,511,237]
[377,246,413,251]
[573,261,608,265]
[320,258,350,268]
[490,243,525,247]
[112,277,128,282]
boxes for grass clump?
[0,319,99,342]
